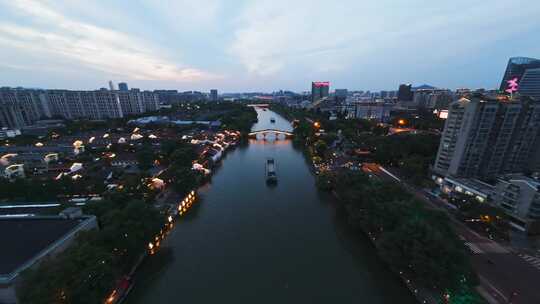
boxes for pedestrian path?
[518,253,540,270]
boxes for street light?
[313,122,321,129]
[398,119,406,126]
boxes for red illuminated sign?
[505,77,519,94]
[313,82,330,87]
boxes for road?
[362,163,540,304]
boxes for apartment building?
[0,88,161,128]
[433,95,540,179]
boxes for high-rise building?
[518,68,540,100]
[0,88,47,128]
[433,95,540,179]
[311,82,329,103]
[118,82,129,91]
[412,89,453,109]
[500,57,540,99]
[0,88,161,127]
[397,84,413,101]
[354,102,393,122]
[210,89,218,101]
[108,80,116,91]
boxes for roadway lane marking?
[479,275,508,303]
[518,253,540,270]
[465,242,483,254]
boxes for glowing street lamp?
[398,119,406,126]
[313,122,321,129]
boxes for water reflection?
[127,108,415,304]
[248,138,292,146]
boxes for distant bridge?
[248,129,294,139]
[246,104,270,107]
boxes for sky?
[0,0,539,92]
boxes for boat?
[270,117,276,123]
[266,158,277,183]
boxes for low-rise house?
[3,164,25,179]
[435,176,495,203]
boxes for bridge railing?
[248,129,294,137]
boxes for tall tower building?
[210,89,218,101]
[518,68,540,100]
[397,84,413,101]
[434,95,540,179]
[500,57,540,99]
[311,82,329,103]
[118,82,129,91]
[108,80,116,91]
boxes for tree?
[18,199,164,304]
[315,171,335,191]
[136,147,155,171]
[169,145,197,168]
[377,215,474,290]
[17,231,118,304]
[170,167,201,196]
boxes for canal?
[127,108,416,303]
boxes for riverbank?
[118,130,247,303]
[126,107,416,304]
[275,106,484,304]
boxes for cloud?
[0,0,219,82]
[228,0,540,78]
[140,0,222,32]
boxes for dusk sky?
[1,0,539,92]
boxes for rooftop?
[0,217,89,278]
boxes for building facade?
[311,82,329,103]
[494,174,540,233]
[500,57,540,99]
[354,102,393,122]
[397,84,413,101]
[433,95,540,179]
[518,68,540,100]
[118,82,129,91]
[0,88,161,127]
[210,89,218,101]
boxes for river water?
[127,108,415,303]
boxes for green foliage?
[369,133,440,185]
[333,170,477,293]
[216,103,257,133]
[378,215,472,290]
[313,139,328,156]
[18,232,117,304]
[0,176,106,202]
[169,145,197,168]
[136,146,155,171]
[17,199,164,304]
[445,283,486,304]
[315,171,335,191]
[391,109,445,131]
[169,167,202,196]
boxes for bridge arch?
[248,129,294,139]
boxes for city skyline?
[1,0,540,92]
